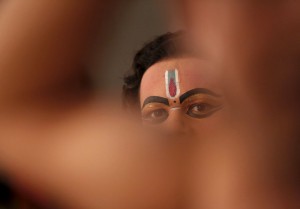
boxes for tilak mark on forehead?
[165,69,180,99]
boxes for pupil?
[195,104,206,111]
[154,110,162,117]
[196,105,202,110]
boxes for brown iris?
[182,94,222,119]
[141,104,169,124]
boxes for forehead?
[140,57,219,102]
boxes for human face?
[139,57,224,136]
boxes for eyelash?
[142,108,169,124]
[185,102,217,118]
[141,97,222,124]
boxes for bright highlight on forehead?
[165,69,180,99]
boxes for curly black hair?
[122,31,194,110]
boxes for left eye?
[186,103,219,119]
[142,109,168,124]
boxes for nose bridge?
[166,108,189,134]
[168,108,182,122]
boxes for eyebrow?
[179,88,220,103]
[142,96,169,108]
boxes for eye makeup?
[141,103,169,124]
[142,96,169,108]
[179,88,220,103]
[141,83,222,123]
[181,94,222,119]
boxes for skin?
[3,0,297,208]
[180,0,300,125]
[140,57,226,138]
[0,1,183,208]
[178,1,300,209]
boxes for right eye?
[142,109,168,124]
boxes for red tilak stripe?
[169,78,177,97]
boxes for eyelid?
[141,108,169,124]
[185,103,223,119]
[141,104,169,116]
[181,94,221,106]
[142,103,169,110]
